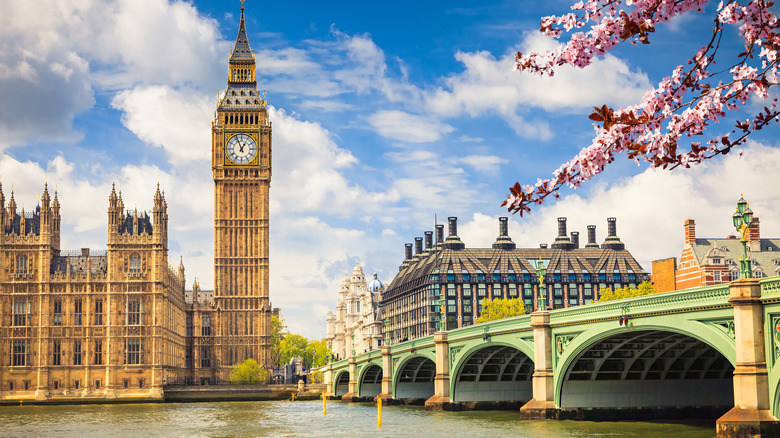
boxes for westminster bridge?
[324,278,780,436]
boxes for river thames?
[0,400,715,437]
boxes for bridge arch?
[358,363,383,397]
[333,371,350,397]
[555,325,735,410]
[450,342,534,403]
[393,355,436,400]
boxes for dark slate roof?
[218,83,264,111]
[690,237,780,276]
[230,7,254,63]
[120,211,153,235]
[384,245,648,301]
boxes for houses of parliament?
[0,5,272,400]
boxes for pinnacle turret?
[230,5,254,63]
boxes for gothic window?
[16,255,28,275]
[125,339,143,365]
[11,340,27,366]
[52,341,61,366]
[240,90,245,96]
[245,99,250,104]
[13,299,29,326]
[200,347,211,368]
[128,253,141,275]
[74,298,83,326]
[73,340,82,366]
[94,340,103,365]
[94,299,103,326]
[53,298,63,326]
[126,299,142,325]
[232,90,236,96]
[201,314,211,336]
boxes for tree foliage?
[504,0,780,215]
[311,370,324,384]
[270,315,285,367]
[476,298,528,323]
[279,333,310,368]
[229,358,268,385]
[596,281,656,302]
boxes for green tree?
[307,338,330,368]
[476,298,527,324]
[229,358,268,385]
[597,281,656,303]
[279,333,309,367]
[311,370,324,384]
[270,315,285,367]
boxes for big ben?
[212,3,271,374]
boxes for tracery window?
[16,255,28,275]
[128,253,141,275]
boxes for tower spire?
[230,2,253,63]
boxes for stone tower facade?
[211,4,272,373]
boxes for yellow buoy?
[291,392,296,402]
[322,392,327,415]
[377,397,382,427]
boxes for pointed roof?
[230,6,254,63]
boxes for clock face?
[226,133,257,164]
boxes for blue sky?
[2,0,780,338]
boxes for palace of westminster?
[0,5,272,400]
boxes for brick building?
[654,214,779,292]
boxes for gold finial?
[240,0,246,7]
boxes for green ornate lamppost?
[536,260,547,312]
[438,293,445,331]
[732,194,754,279]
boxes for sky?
[2,0,780,339]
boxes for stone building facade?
[0,183,187,401]
[325,263,384,360]
[381,216,649,345]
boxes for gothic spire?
[230,3,254,63]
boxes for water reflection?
[0,400,714,438]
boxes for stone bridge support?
[376,345,395,404]
[324,364,334,398]
[717,279,780,437]
[519,311,559,419]
[340,357,359,403]
[424,332,450,410]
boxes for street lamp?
[536,260,547,312]
[438,293,445,331]
[732,194,754,279]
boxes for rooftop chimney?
[551,217,575,250]
[749,217,761,252]
[492,217,516,250]
[571,231,579,249]
[586,225,599,248]
[424,231,433,250]
[415,237,423,255]
[540,243,548,249]
[404,243,413,260]
[684,219,696,245]
[443,217,465,249]
[601,217,625,250]
[435,224,445,245]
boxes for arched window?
[16,255,28,275]
[245,99,250,105]
[129,253,141,275]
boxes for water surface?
[0,400,715,437]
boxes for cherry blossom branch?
[504,0,780,215]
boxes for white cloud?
[368,110,455,143]
[425,32,651,137]
[111,85,213,164]
[270,107,401,216]
[458,141,780,273]
[452,155,508,173]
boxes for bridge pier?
[519,311,560,419]
[323,363,334,398]
[340,357,360,403]
[375,345,397,405]
[424,332,451,410]
[716,279,780,437]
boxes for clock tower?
[212,3,272,374]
